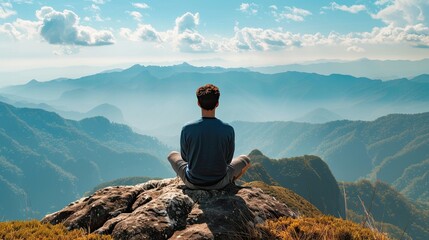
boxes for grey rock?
[42,178,295,239]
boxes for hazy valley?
[1,63,429,239]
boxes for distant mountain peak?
[130,64,142,68]
[294,108,343,124]
[178,62,192,66]
[125,64,143,71]
[249,149,265,157]
[26,79,39,85]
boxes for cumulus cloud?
[229,27,301,51]
[37,6,114,46]
[133,2,149,9]
[92,0,106,4]
[88,4,100,12]
[366,23,429,47]
[117,8,429,53]
[120,24,161,42]
[174,12,199,33]
[323,2,367,14]
[373,0,429,27]
[84,2,110,22]
[271,6,312,22]
[347,45,365,52]
[13,0,33,4]
[238,3,258,15]
[129,11,142,22]
[0,18,39,40]
[120,12,216,52]
[53,45,80,55]
[171,12,217,52]
[375,0,390,6]
[174,30,216,52]
[0,2,16,19]
[225,21,429,52]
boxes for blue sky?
[0,0,429,83]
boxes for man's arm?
[226,128,235,164]
[180,127,188,162]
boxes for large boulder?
[42,178,296,239]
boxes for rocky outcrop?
[42,178,296,239]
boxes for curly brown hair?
[196,84,220,110]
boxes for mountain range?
[232,112,429,203]
[1,63,429,138]
[250,58,429,80]
[0,101,172,220]
[0,94,125,124]
[1,62,428,240]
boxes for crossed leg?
[167,151,251,189]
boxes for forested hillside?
[233,112,429,202]
[241,150,345,218]
[341,180,429,240]
[0,102,172,220]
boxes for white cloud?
[120,12,216,52]
[92,0,105,4]
[228,26,302,51]
[172,12,217,52]
[120,24,161,42]
[132,3,149,9]
[373,0,429,27]
[175,31,216,52]
[272,6,312,22]
[129,11,142,22]
[53,45,80,55]
[174,12,199,33]
[84,2,110,22]
[118,8,429,53]
[367,24,429,47]
[239,3,258,15]
[375,0,390,6]
[13,0,33,4]
[347,45,365,52]
[0,2,16,19]
[224,21,429,52]
[37,6,115,46]
[90,4,100,11]
[0,18,39,40]
[323,2,367,14]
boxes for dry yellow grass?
[264,216,390,240]
[0,220,112,240]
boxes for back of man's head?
[196,84,220,110]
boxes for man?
[168,83,251,190]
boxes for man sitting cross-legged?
[168,83,251,190]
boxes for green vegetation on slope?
[244,181,321,217]
[233,112,429,201]
[241,150,345,218]
[341,180,429,240]
[347,210,412,240]
[0,102,172,220]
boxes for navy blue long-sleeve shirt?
[180,117,235,186]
